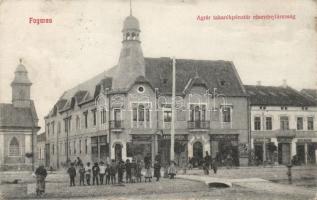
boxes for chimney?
[256,81,261,86]
[282,79,287,88]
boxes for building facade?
[44,13,250,169]
[37,132,46,165]
[246,85,317,165]
[0,60,40,171]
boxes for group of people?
[66,155,177,187]
[188,151,218,175]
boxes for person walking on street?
[79,164,85,186]
[92,162,100,185]
[153,160,161,181]
[67,163,77,186]
[85,162,92,185]
[35,164,47,196]
[99,161,106,185]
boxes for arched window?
[126,32,130,40]
[9,137,20,156]
[131,32,136,40]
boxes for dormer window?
[220,80,226,86]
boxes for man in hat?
[125,159,132,183]
[92,162,100,185]
[67,162,77,186]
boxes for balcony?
[188,121,210,131]
[109,120,124,132]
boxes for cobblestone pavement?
[0,166,316,199]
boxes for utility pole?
[170,57,176,162]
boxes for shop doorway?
[308,143,317,164]
[254,144,263,165]
[296,144,305,165]
[115,143,122,162]
[193,141,203,167]
[278,143,291,165]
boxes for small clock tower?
[11,59,32,108]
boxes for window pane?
[297,117,303,130]
[254,117,261,130]
[308,117,314,130]
[266,117,272,130]
[223,107,231,122]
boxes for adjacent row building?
[43,12,317,169]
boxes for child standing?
[135,160,142,183]
[168,161,177,179]
[67,163,77,186]
[79,164,85,186]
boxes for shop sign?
[132,135,152,141]
[277,137,293,143]
[210,134,238,141]
[254,138,271,143]
[297,138,312,143]
[163,135,188,140]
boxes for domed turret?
[123,15,140,32]
[11,59,32,107]
[12,60,32,85]
[112,13,145,90]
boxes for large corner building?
[45,13,250,169]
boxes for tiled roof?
[300,89,317,102]
[245,85,317,106]
[49,57,247,114]
[0,103,37,128]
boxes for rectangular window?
[57,122,61,135]
[79,140,81,154]
[189,104,206,121]
[265,117,272,130]
[100,109,107,124]
[222,107,231,123]
[146,108,150,122]
[308,117,314,130]
[83,111,88,128]
[51,122,55,135]
[297,117,303,130]
[73,141,76,154]
[92,109,97,126]
[254,117,261,130]
[280,116,289,130]
[139,105,144,121]
[133,104,138,121]
[164,110,172,122]
[52,144,54,155]
[47,123,50,136]
[85,139,88,154]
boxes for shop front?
[158,134,188,167]
[91,135,109,162]
[253,138,277,165]
[210,134,239,166]
[126,135,153,162]
[296,139,317,165]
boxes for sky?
[0,0,316,132]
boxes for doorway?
[114,143,122,162]
[193,141,203,167]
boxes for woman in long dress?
[35,164,47,196]
[144,154,152,182]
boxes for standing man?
[35,164,48,196]
[125,159,132,183]
[92,162,100,185]
[85,162,92,185]
[153,160,161,181]
[67,163,77,186]
[99,161,106,185]
[117,159,125,184]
